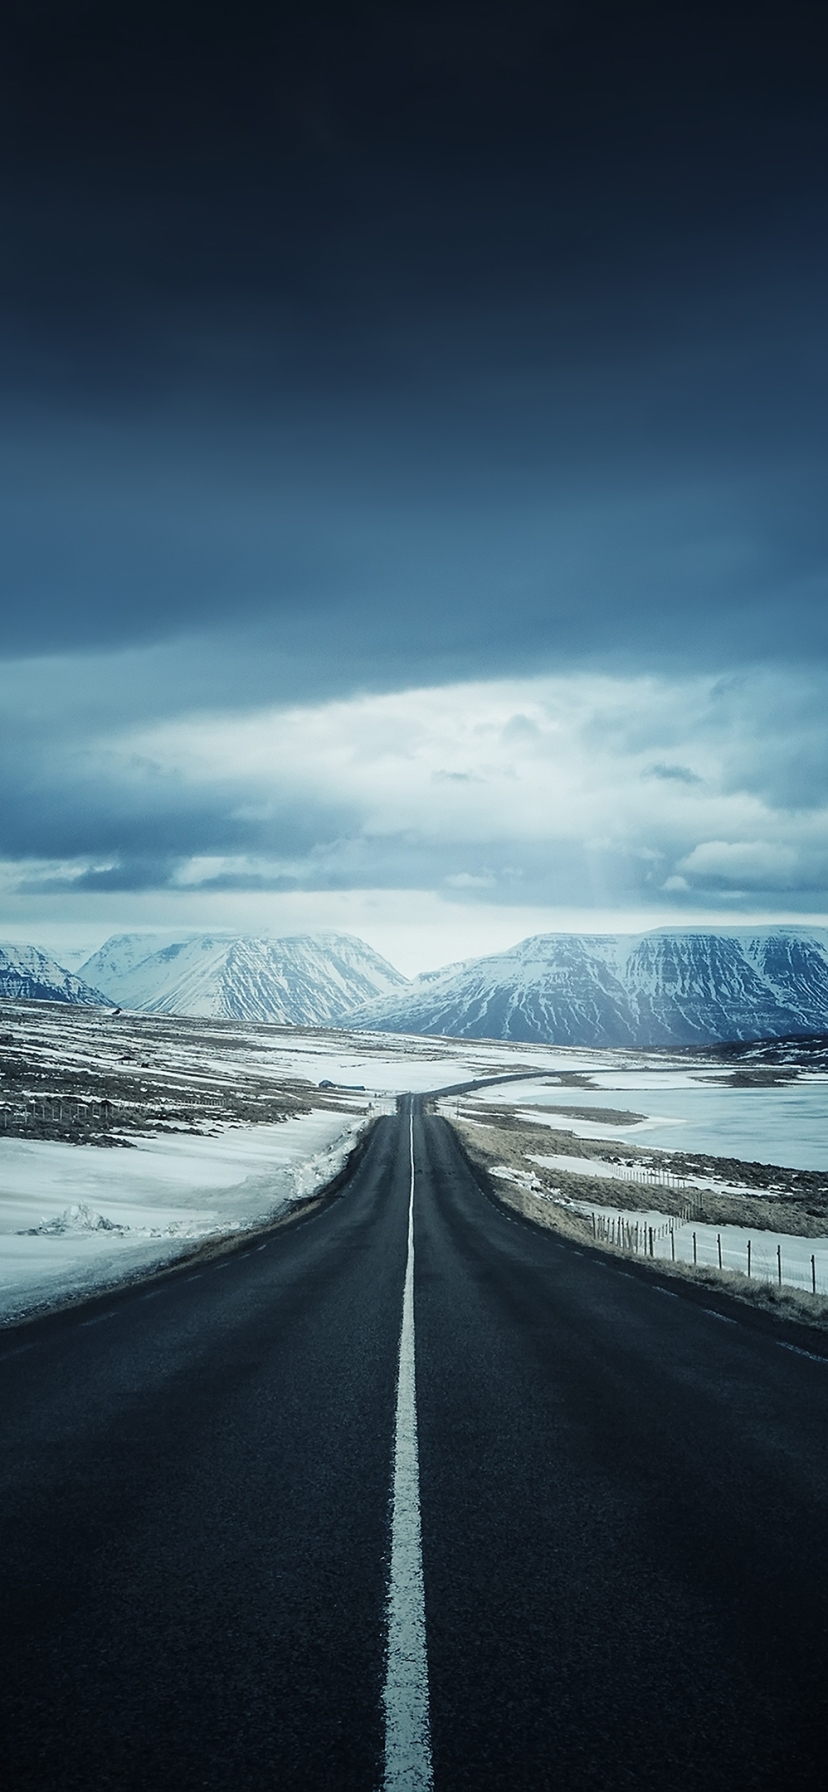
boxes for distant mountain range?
[0,943,107,1007]
[78,931,406,1023]
[342,927,828,1048]
[6,925,828,1049]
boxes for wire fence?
[598,1162,706,1219]
[0,1096,222,1131]
[589,1207,827,1296]
[0,1097,118,1128]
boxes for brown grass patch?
[451,1114,828,1330]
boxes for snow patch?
[23,1201,125,1236]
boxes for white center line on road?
[382,1104,433,1792]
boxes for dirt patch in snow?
[449,1109,828,1235]
[450,1116,828,1333]
[0,999,362,1147]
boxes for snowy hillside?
[77,932,184,986]
[80,931,408,1023]
[342,927,828,1048]
[0,942,107,1007]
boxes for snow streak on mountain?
[0,944,107,1007]
[10,927,828,1045]
[80,932,407,1024]
[343,928,828,1048]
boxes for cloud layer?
[3,664,826,925]
[2,4,827,956]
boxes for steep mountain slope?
[0,943,107,1007]
[77,933,184,989]
[80,932,407,1023]
[343,927,828,1048]
[346,935,640,1048]
[623,933,806,1045]
[741,930,828,1030]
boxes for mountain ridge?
[79,930,408,1024]
[9,924,828,1047]
[340,926,828,1048]
[0,943,108,1007]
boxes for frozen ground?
[488,1149,828,1295]
[0,999,573,1323]
[520,1145,796,1204]
[4,998,828,1320]
[447,1048,828,1301]
[0,1109,376,1324]
[470,1067,828,1172]
[565,1197,828,1295]
[0,997,588,1111]
[243,1027,585,1091]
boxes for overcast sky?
[2,1,828,972]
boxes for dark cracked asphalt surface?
[2,1096,828,1790]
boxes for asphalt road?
[2,1097,828,1790]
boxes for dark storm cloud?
[1,2,827,925]
[1,1,828,687]
[644,764,703,786]
[0,695,360,878]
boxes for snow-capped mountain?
[0,943,107,1007]
[341,927,828,1048]
[78,932,185,988]
[80,932,408,1023]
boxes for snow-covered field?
[488,1150,828,1294]
[470,1066,828,1172]
[448,1051,828,1301]
[0,1001,568,1323]
[5,997,828,1320]
[567,1199,828,1295]
[1,996,585,1106]
[0,1109,378,1324]
[258,1028,578,1091]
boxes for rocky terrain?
[0,1000,350,1146]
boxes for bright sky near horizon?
[2,3,828,973]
